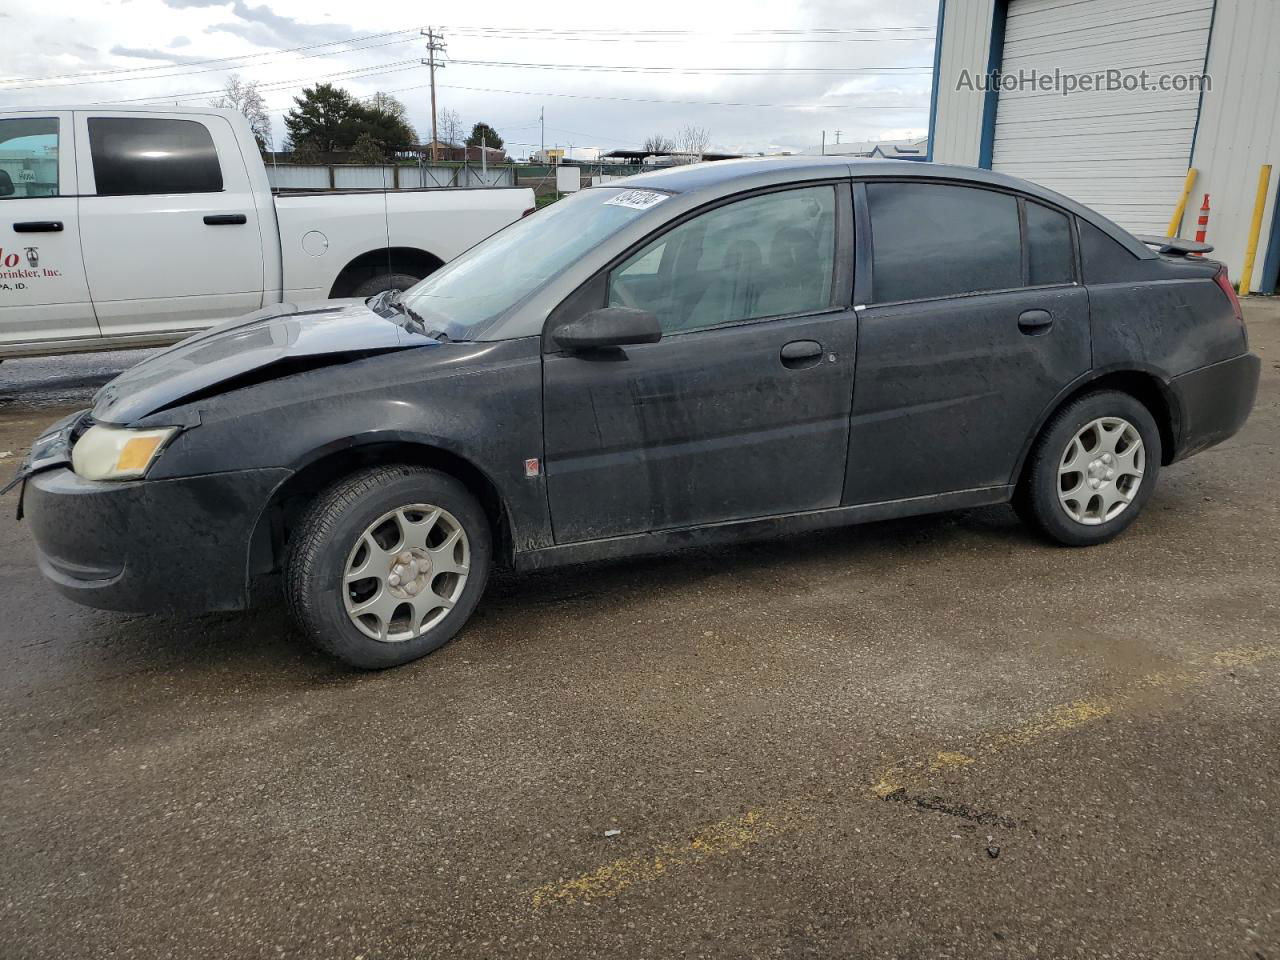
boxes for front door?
[845,181,1092,504]
[75,111,266,338]
[542,182,858,543]
[0,112,99,350]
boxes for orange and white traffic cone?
[1194,193,1210,244]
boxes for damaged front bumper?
[24,464,289,614]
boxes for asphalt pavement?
[1,306,1278,959]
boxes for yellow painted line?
[871,644,1279,797]
[530,808,800,908]
[534,644,1279,908]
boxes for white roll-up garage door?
[991,0,1213,235]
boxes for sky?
[0,0,939,159]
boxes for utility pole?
[834,129,842,145]
[821,130,826,155]
[421,27,447,162]
[540,106,545,164]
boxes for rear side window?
[1025,200,1075,286]
[868,182,1020,302]
[0,117,58,199]
[88,117,223,197]
[1078,219,1140,284]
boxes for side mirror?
[553,306,662,351]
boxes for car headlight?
[71,425,180,481]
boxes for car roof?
[623,156,1155,260]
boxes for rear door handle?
[780,339,823,369]
[203,214,247,226]
[13,221,63,233]
[1017,309,1054,335]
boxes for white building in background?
[928,0,1280,293]
[798,137,929,160]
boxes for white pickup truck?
[0,106,534,358]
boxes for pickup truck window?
[88,117,223,197]
[0,117,58,199]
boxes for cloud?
[108,44,209,64]
[170,35,191,47]
[205,1,356,48]
[161,0,228,8]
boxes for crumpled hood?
[92,300,439,423]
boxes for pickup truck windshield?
[397,187,663,340]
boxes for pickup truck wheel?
[285,465,491,669]
[1017,389,1162,547]
[350,272,421,299]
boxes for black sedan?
[9,157,1260,668]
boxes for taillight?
[1214,265,1244,323]
[521,206,536,218]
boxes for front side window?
[0,117,59,199]
[88,117,223,197]
[608,185,836,333]
[1026,200,1075,286]
[868,182,1021,303]
[399,186,659,341]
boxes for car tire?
[285,465,491,669]
[349,272,422,299]
[1017,389,1162,547]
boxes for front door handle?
[780,339,823,369]
[203,214,248,226]
[13,221,63,233]
[1017,309,1054,335]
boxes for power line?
[444,29,933,44]
[441,25,935,36]
[115,62,425,104]
[426,82,927,111]
[444,58,931,75]
[0,28,424,88]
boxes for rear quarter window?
[1078,219,1141,284]
[88,117,223,197]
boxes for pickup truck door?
[0,111,99,351]
[74,111,266,338]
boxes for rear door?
[845,180,1091,504]
[0,111,99,350]
[75,111,265,338]
[542,182,858,543]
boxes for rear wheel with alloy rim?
[286,465,491,669]
[1017,390,1162,547]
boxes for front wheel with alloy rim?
[286,465,491,669]
[1017,389,1162,547]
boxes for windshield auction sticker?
[604,189,669,211]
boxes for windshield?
[397,187,665,340]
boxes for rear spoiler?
[1134,234,1214,256]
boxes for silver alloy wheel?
[1057,416,1145,526]
[343,504,470,642]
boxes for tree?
[284,83,357,153]
[677,124,710,159]
[643,134,675,155]
[465,121,504,150]
[438,107,464,146]
[350,132,385,164]
[339,105,416,159]
[289,140,323,164]
[366,92,416,142]
[212,74,271,152]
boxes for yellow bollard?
[1237,164,1273,296]
[1167,168,1198,238]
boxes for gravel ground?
[0,303,1277,960]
